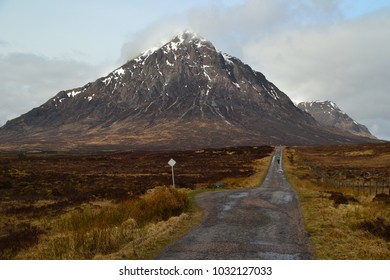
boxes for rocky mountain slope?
[0,32,378,151]
[297,101,375,139]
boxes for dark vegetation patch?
[326,191,359,207]
[5,200,71,217]
[358,218,390,242]
[0,223,44,259]
[373,193,390,204]
[0,146,272,205]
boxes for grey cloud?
[119,0,315,61]
[118,0,306,61]
[363,118,390,141]
[0,53,99,126]
[243,8,390,139]
[185,0,342,56]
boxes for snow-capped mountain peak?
[297,101,375,139]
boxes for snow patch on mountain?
[221,53,234,65]
[67,90,81,98]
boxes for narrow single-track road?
[157,146,312,259]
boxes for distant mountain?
[0,32,379,151]
[297,101,375,139]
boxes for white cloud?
[119,17,185,64]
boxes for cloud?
[0,53,99,125]
[119,0,344,61]
[119,17,185,64]
[243,8,390,139]
[185,0,343,57]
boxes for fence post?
[382,179,385,194]
[369,180,372,195]
[357,180,360,195]
[356,180,358,194]
[375,179,378,195]
[358,180,360,195]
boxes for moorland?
[0,146,273,259]
[1,143,389,260]
[285,143,390,259]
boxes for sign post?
[168,158,176,188]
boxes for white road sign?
[168,158,176,167]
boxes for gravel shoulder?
[157,146,312,259]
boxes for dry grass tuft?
[15,186,189,259]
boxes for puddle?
[270,191,293,204]
[222,192,249,211]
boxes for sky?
[0,0,389,140]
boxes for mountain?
[0,32,379,151]
[297,101,376,139]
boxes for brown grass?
[295,143,390,182]
[15,186,189,259]
[215,154,273,189]
[284,146,390,259]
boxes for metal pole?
[171,166,175,188]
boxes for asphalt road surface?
[157,146,312,259]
